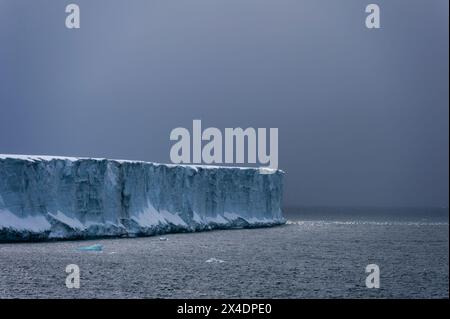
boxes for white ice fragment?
[205,258,225,263]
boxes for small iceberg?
[159,237,168,241]
[77,244,103,252]
[205,258,225,263]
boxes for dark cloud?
[0,0,448,207]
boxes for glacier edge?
[0,155,285,242]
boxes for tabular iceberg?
[0,155,285,242]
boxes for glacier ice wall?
[0,155,284,242]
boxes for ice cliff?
[0,155,285,242]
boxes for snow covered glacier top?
[0,154,285,242]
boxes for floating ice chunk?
[159,237,168,241]
[78,244,103,252]
[205,258,225,263]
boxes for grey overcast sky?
[0,0,448,207]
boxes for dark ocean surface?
[0,207,448,298]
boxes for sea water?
[0,207,447,298]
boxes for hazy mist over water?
[284,206,449,222]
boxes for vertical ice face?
[0,155,285,241]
